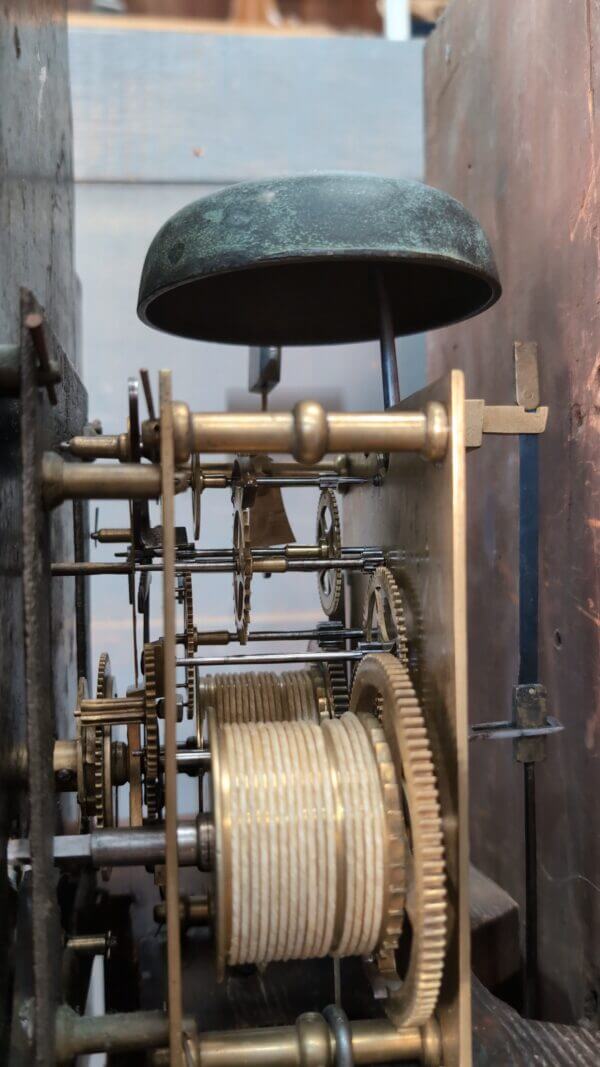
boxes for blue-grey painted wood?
[69,28,424,183]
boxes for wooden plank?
[425,0,600,1025]
[0,4,81,1062]
[412,0,448,22]
[69,0,448,30]
[473,977,600,1065]
[229,0,279,22]
[67,11,336,36]
[69,27,423,183]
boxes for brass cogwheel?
[93,652,114,828]
[143,642,161,820]
[325,660,350,716]
[75,676,92,830]
[363,567,408,668]
[183,573,197,722]
[316,489,343,619]
[358,710,406,975]
[232,490,252,643]
[305,665,334,721]
[350,653,446,1028]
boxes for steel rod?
[178,647,383,668]
[248,626,363,642]
[376,268,400,409]
[7,824,205,869]
[524,761,538,1017]
[52,557,379,577]
[184,626,364,646]
[253,476,369,488]
[116,545,372,561]
[519,432,540,1019]
[160,373,183,1067]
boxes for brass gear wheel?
[350,653,446,1028]
[93,652,115,828]
[143,642,162,821]
[75,676,92,830]
[316,489,343,619]
[183,573,197,722]
[358,711,406,973]
[363,567,408,667]
[232,490,252,643]
[325,659,350,716]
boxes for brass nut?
[292,401,328,465]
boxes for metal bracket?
[465,341,548,448]
[470,685,563,763]
[248,345,281,398]
[0,298,63,405]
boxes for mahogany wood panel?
[425,0,600,1026]
[68,0,382,30]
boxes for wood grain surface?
[426,0,600,1026]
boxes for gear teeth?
[96,652,110,699]
[92,652,113,828]
[93,727,105,827]
[350,652,447,1029]
[363,567,409,668]
[358,712,406,971]
[326,660,350,716]
[316,489,343,619]
[233,492,252,643]
[144,643,161,820]
[183,573,196,721]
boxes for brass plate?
[344,371,470,1067]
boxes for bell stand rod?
[376,267,401,409]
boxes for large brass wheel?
[350,653,447,1028]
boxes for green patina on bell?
[138,172,501,346]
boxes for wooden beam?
[67,11,336,36]
[229,0,279,23]
[412,0,449,21]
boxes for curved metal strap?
[323,1004,354,1067]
